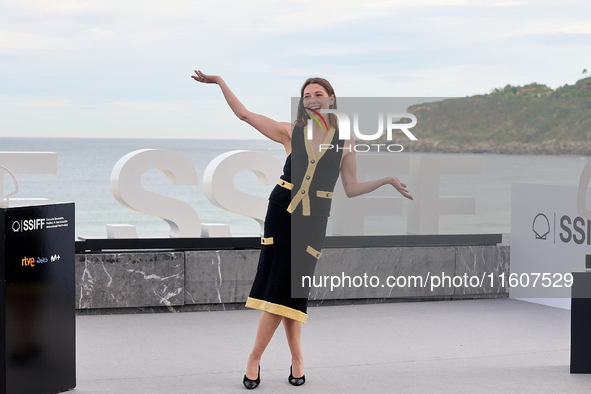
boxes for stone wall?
[76,244,510,313]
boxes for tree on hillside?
[584,69,588,77]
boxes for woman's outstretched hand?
[191,70,218,84]
[388,177,413,200]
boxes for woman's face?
[302,83,335,113]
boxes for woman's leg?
[246,311,283,379]
[282,317,304,378]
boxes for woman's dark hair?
[295,77,338,129]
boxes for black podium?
[0,202,76,393]
[570,256,591,374]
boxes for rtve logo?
[11,218,45,232]
[21,255,58,267]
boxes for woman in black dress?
[192,70,413,389]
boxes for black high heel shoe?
[243,365,260,390]
[288,365,305,386]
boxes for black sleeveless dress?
[245,125,344,323]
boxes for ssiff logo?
[12,218,45,232]
[532,213,550,240]
[533,211,591,245]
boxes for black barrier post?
[0,202,76,393]
[570,255,591,374]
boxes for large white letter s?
[203,150,282,234]
[110,149,201,237]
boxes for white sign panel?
[510,182,591,304]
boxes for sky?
[1,0,590,140]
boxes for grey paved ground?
[75,299,591,393]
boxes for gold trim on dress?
[306,245,322,259]
[261,237,274,245]
[288,125,336,216]
[316,190,332,199]
[245,297,307,324]
[278,179,293,190]
[305,124,336,162]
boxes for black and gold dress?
[245,124,344,323]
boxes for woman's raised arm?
[192,70,292,152]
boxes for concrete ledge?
[76,252,184,310]
[184,250,258,305]
[75,244,510,312]
[455,245,510,296]
[310,247,456,299]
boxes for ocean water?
[0,137,588,238]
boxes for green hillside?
[407,77,591,145]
